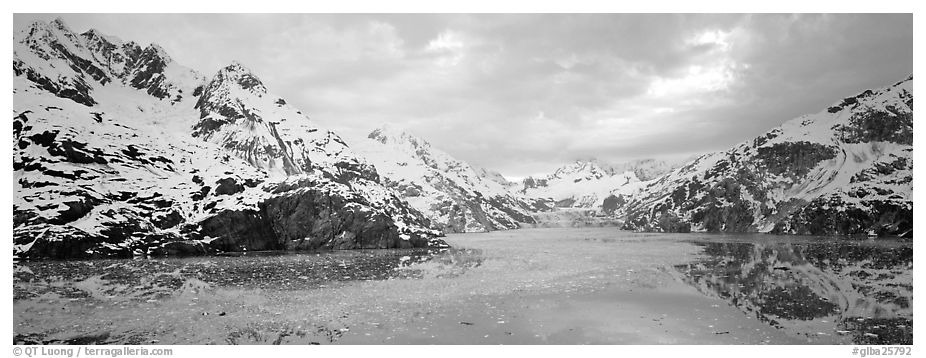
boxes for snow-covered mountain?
[351,126,551,233]
[477,167,518,190]
[621,76,913,237]
[13,18,446,259]
[517,158,675,212]
[611,158,678,182]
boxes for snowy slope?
[477,167,518,190]
[611,158,678,181]
[518,158,674,212]
[351,126,551,233]
[621,76,913,237]
[13,18,445,259]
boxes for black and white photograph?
[8,2,919,356]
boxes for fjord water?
[13,228,912,345]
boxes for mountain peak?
[214,61,266,94]
[23,19,48,32]
[46,17,84,45]
[82,28,113,42]
[16,20,51,42]
[368,125,418,145]
[50,17,70,31]
[223,61,253,74]
[80,28,128,56]
[610,158,676,181]
[226,60,246,70]
[142,43,171,63]
[478,167,515,187]
[554,158,612,177]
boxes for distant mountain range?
[12,19,913,258]
[517,158,677,211]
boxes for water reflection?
[675,239,912,344]
[394,248,485,279]
[14,246,492,345]
[13,248,486,301]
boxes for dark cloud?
[14,14,912,178]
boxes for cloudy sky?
[14,14,913,178]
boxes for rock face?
[351,126,551,233]
[621,76,913,237]
[13,18,445,259]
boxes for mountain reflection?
[675,239,912,344]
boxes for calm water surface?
[13,228,912,345]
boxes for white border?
[4,2,921,357]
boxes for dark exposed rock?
[521,177,548,191]
[128,45,170,98]
[487,197,537,225]
[192,186,211,201]
[755,141,838,178]
[262,187,431,250]
[837,108,912,145]
[689,177,757,232]
[236,72,263,90]
[148,182,444,256]
[601,194,626,215]
[14,226,109,259]
[48,42,111,85]
[51,192,101,224]
[191,117,232,137]
[198,209,281,252]
[50,139,108,165]
[214,177,244,196]
[148,240,211,256]
[119,145,172,167]
[152,209,183,229]
[13,111,31,138]
[772,195,912,237]
[14,60,96,106]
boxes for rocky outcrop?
[261,187,432,250]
